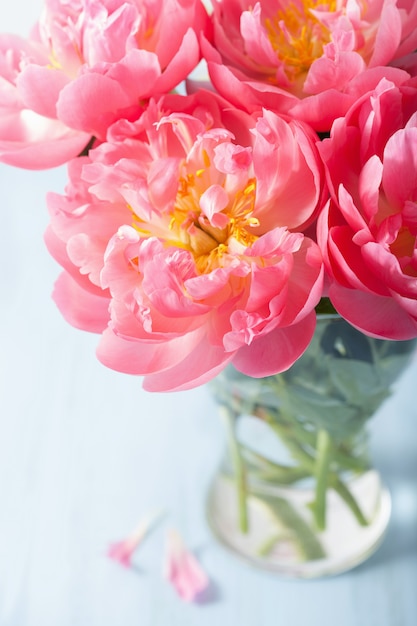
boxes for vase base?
[206,471,391,578]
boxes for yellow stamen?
[130,164,259,275]
[265,0,336,81]
[202,149,211,168]
[244,181,256,195]
[47,49,63,71]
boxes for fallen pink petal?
[163,529,209,602]
[107,510,164,568]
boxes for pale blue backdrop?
[0,3,416,625]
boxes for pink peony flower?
[163,529,208,602]
[317,77,417,340]
[45,91,324,392]
[0,0,210,169]
[0,33,91,169]
[203,0,417,131]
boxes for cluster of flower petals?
[0,0,210,168]
[45,91,324,391]
[317,77,417,340]
[204,0,417,131]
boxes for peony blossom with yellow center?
[204,0,417,130]
[45,91,325,392]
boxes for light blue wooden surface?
[0,3,416,625]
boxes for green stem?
[267,421,316,470]
[253,493,326,561]
[267,420,369,528]
[220,407,249,534]
[253,466,311,484]
[313,429,332,531]
[257,531,294,558]
[223,376,370,532]
[330,478,369,526]
[263,405,368,474]
[241,446,311,484]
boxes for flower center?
[170,171,259,274]
[265,0,336,81]
[130,145,260,274]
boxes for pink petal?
[0,113,90,169]
[213,142,252,174]
[108,510,165,568]
[153,0,210,68]
[382,128,417,211]
[288,89,355,131]
[96,324,219,379]
[163,529,209,602]
[240,4,278,66]
[17,65,70,118]
[278,239,324,325]
[147,157,180,210]
[56,72,134,138]
[328,284,417,340]
[358,156,383,221]
[232,313,317,377]
[44,226,106,296]
[368,1,402,67]
[83,1,139,65]
[107,540,136,569]
[142,338,233,392]
[152,29,200,95]
[361,241,417,298]
[305,49,365,94]
[199,184,229,228]
[327,224,388,295]
[103,49,162,101]
[52,272,110,333]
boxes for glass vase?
[206,315,417,578]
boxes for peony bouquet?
[1,0,417,392]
